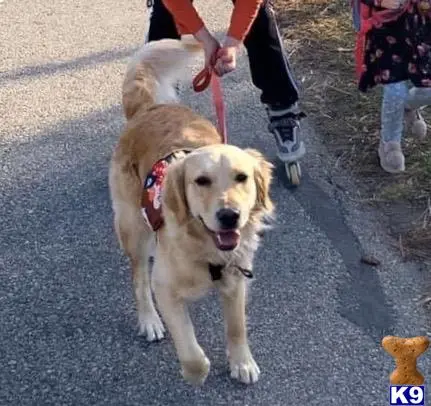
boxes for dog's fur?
[109,38,274,386]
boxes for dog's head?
[162,144,273,251]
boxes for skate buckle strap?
[192,46,227,144]
[270,111,306,133]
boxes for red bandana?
[141,150,190,231]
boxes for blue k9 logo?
[389,386,425,405]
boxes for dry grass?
[275,0,431,261]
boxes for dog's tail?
[122,37,202,120]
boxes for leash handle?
[192,47,227,143]
[192,68,212,93]
[192,46,220,93]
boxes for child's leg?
[405,87,431,139]
[239,0,299,108]
[145,0,181,43]
[379,81,408,173]
[234,0,305,163]
[381,82,408,143]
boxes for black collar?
[208,263,224,281]
[208,263,254,281]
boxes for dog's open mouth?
[199,217,240,251]
[212,229,241,251]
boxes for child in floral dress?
[355,0,431,173]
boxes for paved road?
[1,0,430,405]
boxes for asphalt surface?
[1,0,431,405]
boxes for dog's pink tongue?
[215,230,240,251]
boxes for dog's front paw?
[229,346,260,384]
[138,312,165,342]
[181,356,210,386]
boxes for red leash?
[192,49,227,144]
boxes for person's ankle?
[287,102,299,111]
[269,102,297,110]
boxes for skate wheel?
[285,162,301,186]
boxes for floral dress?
[359,0,431,92]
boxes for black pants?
[146,0,299,108]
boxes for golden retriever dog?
[109,37,274,386]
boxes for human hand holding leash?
[194,26,221,69]
[213,36,241,77]
[192,33,240,90]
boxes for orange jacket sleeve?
[161,0,263,42]
[227,0,263,41]
[161,0,204,35]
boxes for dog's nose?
[216,208,240,229]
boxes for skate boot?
[267,103,306,186]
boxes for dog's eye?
[195,176,212,187]
[235,173,248,183]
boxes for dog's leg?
[219,278,260,384]
[153,282,210,385]
[116,213,165,342]
[132,245,165,342]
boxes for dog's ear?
[245,148,274,214]
[162,160,189,225]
